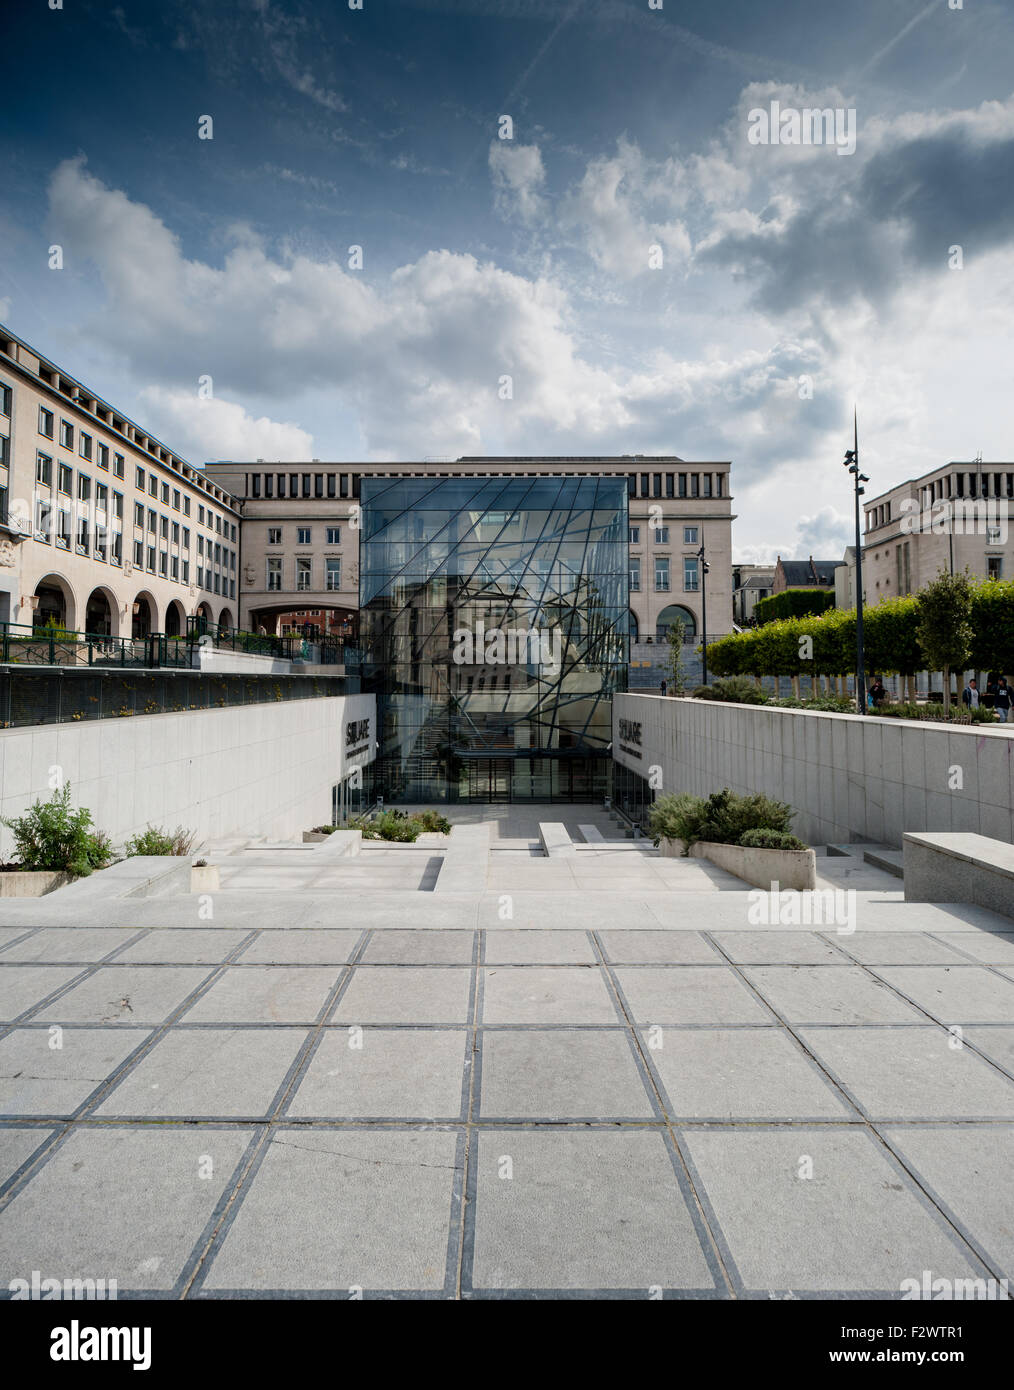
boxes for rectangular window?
[148,508,156,532]
[182,559,189,583]
[654,526,669,544]
[35,497,52,542]
[79,432,92,461]
[136,466,145,490]
[665,474,674,499]
[171,555,179,580]
[683,526,699,545]
[36,452,53,487]
[678,473,687,498]
[629,562,641,592]
[39,406,54,438]
[690,473,699,497]
[276,474,286,499]
[197,566,204,588]
[76,514,90,556]
[302,474,311,498]
[325,558,341,591]
[267,558,282,591]
[702,474,712,497]
[197,535,204,556]
[327,474,336,499]
[95,482,108,511]
[214,542,221,564]
[263,475,273,499]
[182,526,189,547]
[340,475,349,499]
[988,556,1003,580]
[297,526,311,544]
[113,452,125,478]
[134,501,144,527]
[60,419,74,449]
[652,473,662,498]
[147,545,156,572]
[77,474,91,503]
[628,526,640,545]
[655,557,670,591]
[297,558,312,591]
[58,509,71,549]
[159,551,168,577]
[267,527,282,545]
[111,531,122,565]
[134,539,144,567]
[149,475,158,497]
[0,382,11,417]
[160,515,169,540]
[715,473,723,497]
[172,521,179,544]
[627,474,636,499]
[97,442,109,470]
[314,474,324,498]
[326,526,340,545]
[172,488,180,510]
[640,473,649,497]
[183,495,190,515]
[113,491,123,520]
[987,527,1002,545]
[684,557,700,591]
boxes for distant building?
[862,461,1013,603]
[772,555,843,594]
[834,546,858,610]
[732,563,775,626]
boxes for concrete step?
[863,847,905,879]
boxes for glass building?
[360,476,628,802]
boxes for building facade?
[862,461,1014,603]
[202,456,733,649]
[0,327,240,639]
[731,563,776,626]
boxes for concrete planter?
[0,870,76,897]
[190,864,220,893]
[302,831,331,843]
[698,840,816,891]
[659,837,690,858]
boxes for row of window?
[629,525,699,546]
[629,557,701,593]
[35,401,236,537]
[267,526,341,546]
[246,471,726,503]
[869,473,1014,531]
[266,557,342,592]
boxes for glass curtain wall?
[359,477,628,802]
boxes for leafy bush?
[649,789,795,853]
[1,783,113,876]
[310,825,337,834]
[691,676,767,704]
[415,809,452,834]
[877,702,995,724]
[738,828,807,851]
[123,824,197,857]
[754,589,834,625]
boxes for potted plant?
[0,783,113,896]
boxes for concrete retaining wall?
[0,693,375,854]
[613,694,1014,847]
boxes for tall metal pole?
[846,409,867,716]
[697,540,710,686]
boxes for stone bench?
[47,856,192,901]
[539,823,577,858]
[903,832,1014,920]
[434,823,490,892]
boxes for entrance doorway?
[463,759,512,803]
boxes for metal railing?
[0,622,193,670]
[187,615,295,661]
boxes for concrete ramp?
[578,825,606,843]
[435,823,491,892]
[539,823,577,858]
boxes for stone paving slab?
[936,932,1014,965]
[834,933,975,966]
[287,1029,468,1120]
[332,966,472,1025]
[236,930,362,965]
[740,966,925,1025]
[597,930,721,964]
[32,966,213,1026]
[360,930,475,965]
[467,1130,718,1293]
[93,1027,308,1118]
[0,965,88,1022]
[872,965,1014,1024]
[200,1129,461,1294]
[710,931,851,965]
[0,928,138,963]
[481,966,617,1025]
[798,1026,1014,1119]
[682,1127,990,1296]
[879,1126,1014,1280]
[483,930,598,964]
[477,1030,655,1120]
[182,966,339,1024]
[0,1126,55,1190]
[613,966,772,1026]
[115,929,252,964]
[0,1127,253,1293]
[0,1027,152,1117]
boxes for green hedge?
[753,589,835,625]
[710,578,1013,680]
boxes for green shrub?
[1,782,113,877]
[768,695,857,713]
[691,676,767,704]
[877,702,995,724]
[415,810,452,834]
[649,789,795,853]
[738,828,807,851]
[123,824,197,857]
[310,825,337,834]
[754,589,834,625]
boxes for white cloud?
[489,142,546,223]
[137,388,314,464]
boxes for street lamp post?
[697,541,711,686]
[844,409,868,716]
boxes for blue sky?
[2,0,1013,558]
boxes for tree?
[666,616,687,693]
[915,570,974,713]
[754,589,835,625]
[969,578,1014,676]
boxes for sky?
[2,0,1013,560]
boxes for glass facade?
[360,477,628,802]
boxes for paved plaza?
[1,814,1012,1300]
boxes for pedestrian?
[995,676,1011,723]
[869,677,887,708]
[660,679,668,697]
[961,678,980,709]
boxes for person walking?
[995,676,1011,723]
[869,677,887,708]
[660,679,668,697]
[961,678,980,709]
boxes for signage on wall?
[618,717,642,760]
[345,715,371,761]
